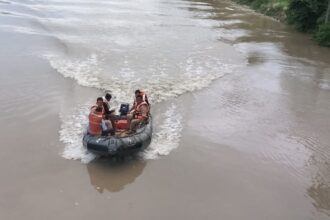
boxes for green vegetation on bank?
[235,0,289,20]
[234,0,330,46]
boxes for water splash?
[47,53,101,88]
[51,52,239,163]
[59,104,97,164]
[142,104,183,159]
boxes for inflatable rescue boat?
[83,103,152,156]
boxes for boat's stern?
[83,135,120,156]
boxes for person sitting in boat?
[92,97,105,113]
[102,93,115,116]
[102,93,117,132]
[127,95,149,134]
[89,98,113,136]
[129,89,150,112]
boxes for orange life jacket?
[88,110,103,136]
[134,101,149,120]
[133,91,150,108]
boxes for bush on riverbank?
[286,0,330,46]
[286,0,325,32]
[234,0,330,46]
[314,23,330,46]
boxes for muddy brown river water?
[0,0,329,219]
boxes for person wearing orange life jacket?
[89,97,113,136]
[130,89,150,112]
[127,95,149,133]
[88,106,104,136]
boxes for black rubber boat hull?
[83,118,152,156]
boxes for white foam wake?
[47,53,101,88]
[50,53,240,163]
[59,104,97,164]
[46,52,239,104]
[142,104,183,159]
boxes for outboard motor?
[119,103,130,116]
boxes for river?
[0,0,329,219]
